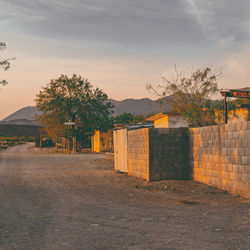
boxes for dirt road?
[0,144,249,249]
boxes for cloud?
[0,0,202,47]
[220,44,250,89]
[217,36,236,50]
[185,0,207,30]
[1,0,250,57]
[184,0,250,49]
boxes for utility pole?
[64,120,76,154]
[224,92,228,124]
[72,122,76,154]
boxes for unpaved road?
[0,144,249,249]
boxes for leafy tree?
[147,67,222,127]
[114,112,149,124]
[0,42,14,86]
[35,74,113,141]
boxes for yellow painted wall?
[92,130,100,152]
[91,129,113,152]
[154,116,168,128]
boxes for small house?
[147,112,188,128]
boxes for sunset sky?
[1,0,250,119]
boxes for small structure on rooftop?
[146,112,188,128]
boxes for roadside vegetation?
[113,112,151,125]
[0,136,35,151]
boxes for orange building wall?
[154,116,168,128]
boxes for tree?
[0,42,14,86]
[35,74,113,141]
[114,113,149,124]
[147,67,222,127]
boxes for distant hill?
[2,106,38,122]
[1,97,172,125]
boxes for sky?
[1,0,250,119]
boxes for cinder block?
[233,132,239,139]
[237,181,247,192]
[212,170,218,178]
[242,156,248,165]
[239,185,250,198]
[228,123,236,132]
[224,171,230,180]
[212,125,219,133]
[245,130,250,139]
[241,174,249,183]
[239,148,245,156]
[228,164,233,172]
[226,181,236,193]
[219,124,225,133]
[225,139,230,147]
[245,148,250,156]
[210,177,217,185]
[236,122,242,131]
[229,172,236,181]
[234,155,240,164]
[228,148,233,155]
[241,121,248,130]
[238,130,245,139]
[228,155,234,164]
[235,173,243,182]
[232,164,239,172]
[235,139,241,147]
[245,166,250,175]
[233,148,239,156]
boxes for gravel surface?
[0,143,249,249]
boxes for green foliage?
[0,136,35,150]
[114,113,149,124]
[0,136,35,142]
[35,74,113,140]
[147,67,222,127]
[0,42,14,86]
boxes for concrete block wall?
[124,123,250,198]
[149,128,189,181]
[189,121,250,198]
[127,128,150,181]
[127,128,189,181]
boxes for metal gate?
[113,129,128,173]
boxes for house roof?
[147,113,167,121]
[113,123,154,130]
[146,112,180,121]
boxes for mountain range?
[1,97,172,125]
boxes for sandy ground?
[0,143,249,250]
